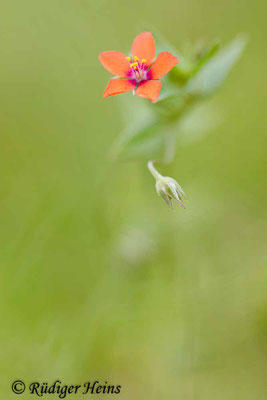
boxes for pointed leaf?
[186,35,247,97]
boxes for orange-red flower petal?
[103,78,136,98]
[98,51,131,77]
[131,32,156,66]
[149,52,179,79]
[136,80,162,103]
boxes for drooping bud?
[156,177,187,209]
[148,161,187,209]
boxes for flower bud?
[147,161,187,209]
[156,176,187,209]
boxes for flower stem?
[164,132,176,164]
[147,160,163,181]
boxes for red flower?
[99,32,179,103]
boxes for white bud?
[156,176,187,209]
[148,161,187,209]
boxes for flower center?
[126,56,148,83]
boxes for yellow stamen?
[130,62,138,67]
[141,59,147,63]
[134,56,139,61]
[125,56,131,61]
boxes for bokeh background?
[0,0,266,399]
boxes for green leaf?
[186,35,247,97]
[110,119,166,160]
[190,41,220,77]
[175,102,221,146]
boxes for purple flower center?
[126,56,151,84]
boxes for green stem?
[147,160,163,180]
[164,132,176,164]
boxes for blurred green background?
[0,0,266,399]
